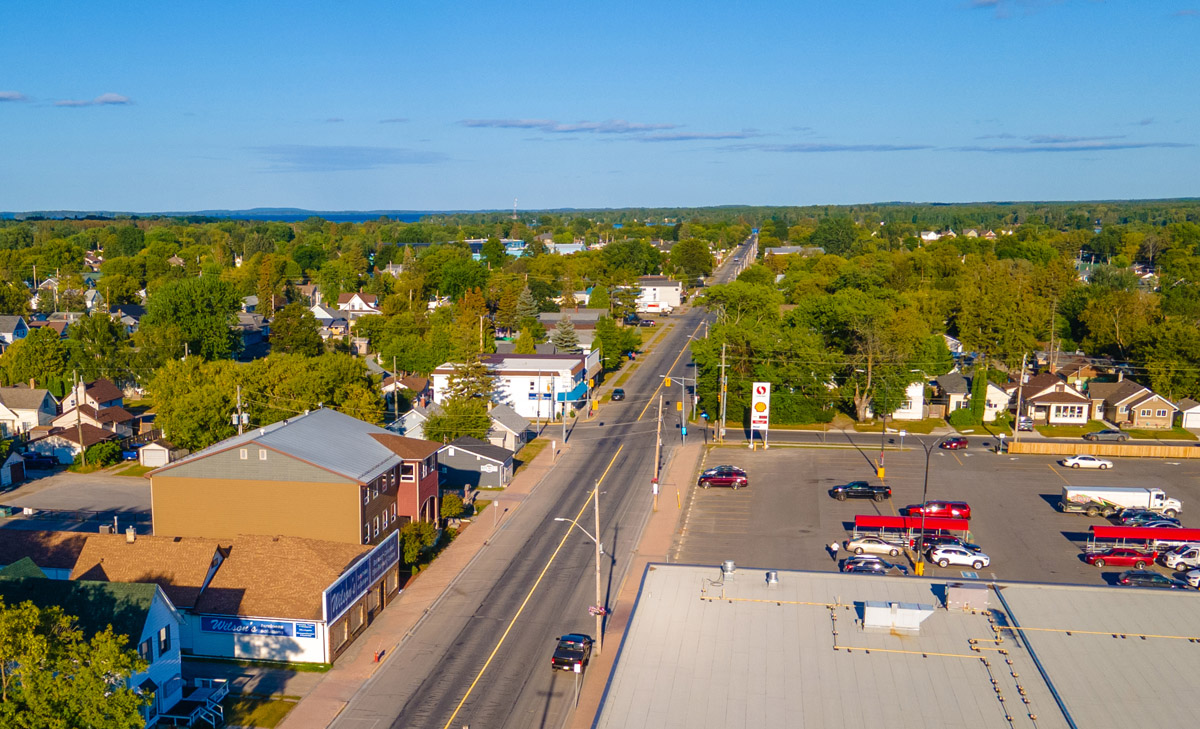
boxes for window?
[1140,409,1151,417]
[1118,405,1127,413]
[391,503,397,519]
[363,489,369,505]
[401,463,416,482]
[1157,409,1168,417]
[158,626,171,653]
[372,485,378,499]
[139,638,153,662]
[373,516,380,537]
[364,524,370,543]
[259,449,267,461]
[239,449,248,460]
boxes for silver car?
[844,536,903,557]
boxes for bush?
[947,408,981,428]
[441,493,464,520]
[74,441,123,468]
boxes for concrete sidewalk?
[276,439,562,729]
[569,441,702,729]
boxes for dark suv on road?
[611,388,625,401]
[550,634,593,672]
[697,465,748,489]
[828,481,890,502]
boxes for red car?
[697,465,748,490]
[905,500,972,519]
[1085,548,1157,568]
[940,437,969,450]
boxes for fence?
[1007,440,1200,459]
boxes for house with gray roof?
[1086,379,1175,428]
[1177,398,1200,429]
[0,386,57,436]
[487,403,531,452]
[0,315,28,348]
[149,408,442,545]
[438,436,514,489]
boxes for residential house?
[0,530,89,579]
[438,436,514,490]
[934,373,1011,422]
[235,311,269,359]
[1177,398,1200,430]
[487,403,531,452]
[762,245,825,258]
[380,262,405,277]
[1088,380,1175,429]
[1008,374,1090,426]
[62,377,125,411]
[84,250,104,271]
[296,282,323,306]
[0,315,28,346]
[0,386,57,436]
[388,402,444,441]
[241,295,259,313]
[111,304,146,334]
[0,451,25,488]
[167,255,185,267]
[311,303,349,340]
[381,374,432,409]
[866,381,927,421]
[431,352,601,421]
[1126,392,1176,429]
[27,318,68,339]
[336,292,381,320]
[83,289,103,311]
[28,423,120,463]
[51,402,135,437]
[942,334,964,355]
[149,408,441,544]
[0,560,187,727]
[636,275,683,311]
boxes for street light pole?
[914,435,948,576]
[553,483,605,657]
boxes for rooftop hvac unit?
[863,601,935,634]
[947,582,990,612]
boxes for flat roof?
[596,564,1200,729]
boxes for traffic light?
[676,401,683,412]
[664,377,672,388]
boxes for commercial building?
[636,275,683,311]
[597,564,1200,729]
[431,352,601,421]
[150,408,440,545]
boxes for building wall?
[153,477,362,543]
[182,612,330,664]
[1130,399,1174,429]
[132,591,185,717]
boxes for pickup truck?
[550,633,592,672]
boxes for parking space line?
[952,452,963,466]
[1046,463,1071,486]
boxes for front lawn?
[113,463,154,477]
[1123,426,1198,441]
[1034,420,1107,438]
[853,417,944,435]
[513,438,550,476]
[223,695,298,728]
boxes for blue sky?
[1,1,1197,211]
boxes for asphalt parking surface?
[670,441,1200,587]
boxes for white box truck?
[1059,486,1182,518]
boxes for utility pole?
[679,377,686,444]
[593,480,604,656]
[479,315,484,353]
[654,395,663,487]
[73,371,86,466]
[718,343,728,444]
[1013,352,1028,443]
[236,385,244,435]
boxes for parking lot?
[0,470,152,533]
[670,440,1200,586]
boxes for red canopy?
[854,515,970,532]
[1089,525,1200,541]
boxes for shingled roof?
[71,534,225,610]
[0,530,89,570]
[0,574,157,647]
[0,386,54,411]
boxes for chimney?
[125,526,137,544]
[28,379,34,389]
[1118,371,1124,382]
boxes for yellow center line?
[1047,463,1071,485]
[440,445,625,729]
[951,452,963,466]
[635,319,708,422]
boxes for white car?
[1061,455,1113,470]
[1185,568,1200,589]
[929,545,990,570]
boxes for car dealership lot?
[671,443,1200,586]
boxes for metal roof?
[594,564,1200,729]
[155,408,402,484]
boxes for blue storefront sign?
[295,623,317,639]
[323,530,400,623]
[201,617,294,637]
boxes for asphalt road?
[331,242,750,729]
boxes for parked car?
[844,561,891,576]
[697,465,748,489]
[1061,455,1113,470]
[1142,520,1184,530]
[1116,570,1189,589]
[1017,417,1034,432]
[1085,548,1157,568]
[843,536,903,557]
[940,437,969,450]
[915,534,982,554]
[1083,429,1128,442]
[929,545,990,569]
[611,388,625,401]
[905,500,972,520]
[1117,508,1172,526]
[1183,568,1200,588]
[20,453,57,470]
[828,481,890,502]
[1162,544,1200,570]
[637,319,655,327]
[841,555,908,575]
[550,634,593,672]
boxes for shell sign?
[750,382,771,432]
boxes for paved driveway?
[1,470,151,532]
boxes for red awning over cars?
[854,515,969,532]
[1089,526,1200,541]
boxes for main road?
[330,242,750,729]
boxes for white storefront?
[431,353,600,421]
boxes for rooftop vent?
[721,560,736,577]
[765,570,779,586]
[863,601,934,634]
[125,526,137,544]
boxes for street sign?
[750,382,771,432]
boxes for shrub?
[74,441,123,468]
[441,493,465,520]
[947,408,981,428]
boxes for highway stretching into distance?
[329,241,752,729]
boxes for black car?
[1116,570,1190,589]
[828,481,890,502]
[550,633,593,672]
[844,562,890,575]
[915,534,982,554]
[20,453,57,470]
[637,319,655,327]
[611,388,625,401]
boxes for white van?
[1162,544,1200,570]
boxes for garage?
[1178,399,1200,429]
[139,439,183,469]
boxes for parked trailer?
[1086,525,1200,553]
[1059,486,1182,518]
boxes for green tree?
[0,326,67,387]
[400,521,438,565]
[515,287,539,326]
[141,276,242,361]
[424,398,491,442]
[808,217,860,256]
[0,598,148,728]
[513,325,542,354]
[0,283,31,316]
[441,493,465,519]
[669,238,714,284]
[550,316,580,353]
[482,238,507,268]
[270,303,323,357]
[147,358,237,450]
[588,284,610,313]
[611,287,640,323]
[66,312,129,382]
[445,356,496,400]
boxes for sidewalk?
[569,441,703,729]
[276,438,560,729]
